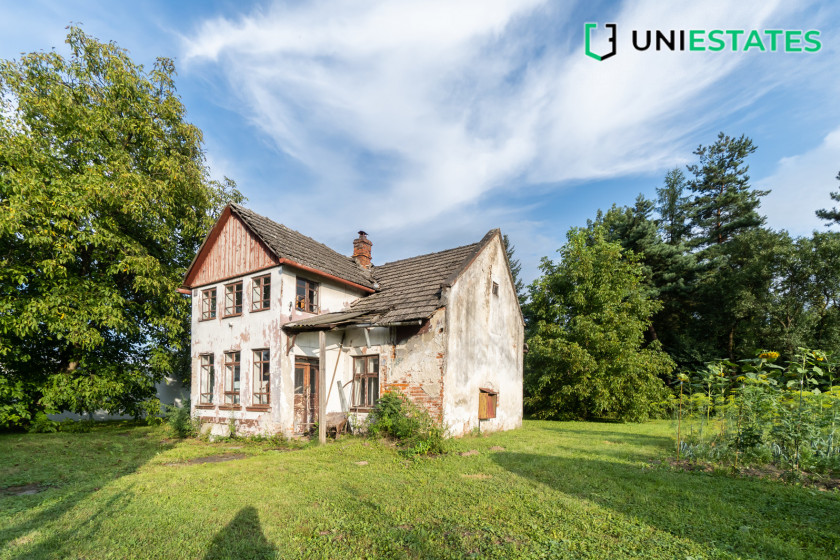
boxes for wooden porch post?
[319,330,326,444]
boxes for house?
[181,203,523,437]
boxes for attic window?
[252,275,270,311]
[492,281,499,296]
[479,388,497,420]
[224,282,243,316]
[295,278,319,313]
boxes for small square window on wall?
[224,282,243,316]
[295,277,319,313]
[199,354,215,404]
[492,281,499,297]
[252,275,270,311]
[479,388,497,420]
[200,288,217,320]
[253,349,270,405]
[352,355,379,409]
[224,351,241,404]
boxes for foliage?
[366,390,447,456]
[26,412,59,434]
[165,400,197,439]
[686,132,769,249]
[525,227,673,421]
[0,28,243,427]
[674,348,840,474]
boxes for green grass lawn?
[1,420,838,559]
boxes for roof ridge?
[373,241,480,269]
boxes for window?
[492,281,499,296]
[295,278,319,313]
[224,351,241,404]
[200,288,217,320]
[252,275,270,311]
[253,349,270,405]
[479,388,497,420]
[199,354,215,404]
[224,282,243,316]
[352,355,379,409]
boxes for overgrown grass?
[1,420,838,559]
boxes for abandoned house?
[181,203,524,437]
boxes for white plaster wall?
[443,236,524,436]
[190,265,366,436]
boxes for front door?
[293,359,319,433]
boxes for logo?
[584,23,821,61]
[584,22,617,61]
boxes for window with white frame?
[252,275,270,311]
[199,354,214,404]
[224,351,241,404]
[200,288,217,320]
[252,349,270,405]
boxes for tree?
[686,132,769,249]
[0,28,242,426]
[591,197,698,363]
[502,233,526,305]
[655,168,690,246]
[524,227,673,421]
[815,171,840,223]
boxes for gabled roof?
[285,229,500,330]
[230,204,375,289]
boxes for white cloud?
[760,127,840,236]
[181,0,832,265]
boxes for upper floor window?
[295,278,319,313]
[352,355,379,409]
[201,288,217,320]
[492,281,499,297]
[253,349,270,405]
[252,275,271,311]
[224,282,243,316]
[199,354,215,404]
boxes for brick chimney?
[352,231,372,268]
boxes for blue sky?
[3,1,839,283]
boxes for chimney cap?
[358,230,368,237]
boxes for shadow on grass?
[204,506,277,560]
[0,425,172,557]
[492,451,840,559]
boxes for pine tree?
[656,168,691,245]
[686,132,769,249]
[502,233,526,305]
[815,171,840,223]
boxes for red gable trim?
[279,258,375,294]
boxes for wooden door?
[293,359,319,433]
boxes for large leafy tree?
[0,28,241,425]
[524,227,672,421]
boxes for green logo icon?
[584,22,617,61]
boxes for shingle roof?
[230,203,375,289]
[222,203,499,330]
[347,232,496,324]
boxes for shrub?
[27,412,59,433]
[367,390,447,456]
[165,400,197,439]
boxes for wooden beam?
[319,330,326,445]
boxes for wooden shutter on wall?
[479,388,498,420]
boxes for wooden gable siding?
[187,212,278,287]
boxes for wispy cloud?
[181,0,833,268]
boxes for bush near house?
[366,390,447,456]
